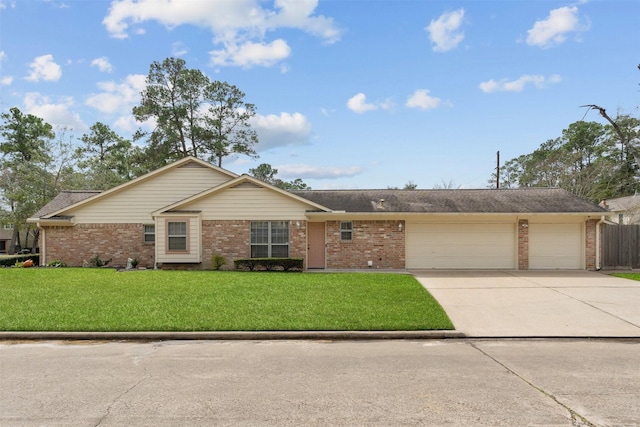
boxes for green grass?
[0,269,453,331]
[611,273,640,281]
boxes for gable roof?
[31,191,101,219]
[28,156,237,220]
[291,188,607,214]
[600,194,640,213]
[152,174,331,215]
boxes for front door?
[307,222,325,269]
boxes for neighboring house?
[0,224,13,254]
[28,156,608,270]
[600,195,640,224]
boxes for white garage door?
[529,223,582,269]
[406,222,516,269]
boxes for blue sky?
[0,0,638,189]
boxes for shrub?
[88,254,111,268]
[47,260,67,268]
[234,258,303,272]
[0,254,40,267]
[211,255,226,270]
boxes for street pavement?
[1,339,639,426]
[2,270,640,426]
[412,270,640,337]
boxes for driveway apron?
[411,270,640,337]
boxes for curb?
[0,330,465,341]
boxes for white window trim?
[143,224,155,244]
[165,219,189,253]
[250,221,289,258]
[340,221,353,241]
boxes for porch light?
[398,223,403,231]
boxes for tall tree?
[133,57,209,165]
[133,57,259,168]
[76,122,142,190]
[202,81,259,167]
[0,107,55,253]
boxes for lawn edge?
[0,330,465,341]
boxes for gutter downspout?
[595,216,604,270]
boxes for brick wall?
[43,224,155,268]
[200,220,307,270]
[325,220,405,269]
[585,218,598,270]
[518,219,529,270]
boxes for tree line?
[492,112,639,202]
[0,57,308,253]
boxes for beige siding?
[183,186,313,220]
[69,167,231,224]
[156,214,201,263]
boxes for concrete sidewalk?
[412,270,640,337]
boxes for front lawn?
[0,269,453,331]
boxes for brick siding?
[518,219,529,270]
[585,218,598,270]
[42,224,155,268]
[325,220,405,269]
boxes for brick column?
[518,219,529,270]
[585,219,598,270]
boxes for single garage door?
[406,222,516,269]
[529,223,582,269]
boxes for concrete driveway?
[412,270,640,337]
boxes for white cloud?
[426,9,465,52]
[479,74,561,93]
[250,112,312,151]
[406,89,442,110]
[25,54,62,82]
[346,93,392,114]
[172,42,188,56]
[85,74,146,114]
[103,0,342,67]
[0,51,10,84]
[526,6,587,48]
[276,164,363,179]
[91,56,113,73]
[22,92,86,130]
[210,39,291,68]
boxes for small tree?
[249,163,311,190]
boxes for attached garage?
[406,221,516,269]
[529,222,583,269]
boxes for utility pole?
[496,151,500,189]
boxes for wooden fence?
[602,224,640,269]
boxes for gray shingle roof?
[31,191,102,219]
[291,188,606,213]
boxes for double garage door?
[406,221,582,269]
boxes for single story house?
[599,194,640,224]
[28,156,608,270]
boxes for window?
[251,221,289,258]
[3,224,14,230]
[143,225,155,243]
[340,221,353,241]
[167,221,188,251]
